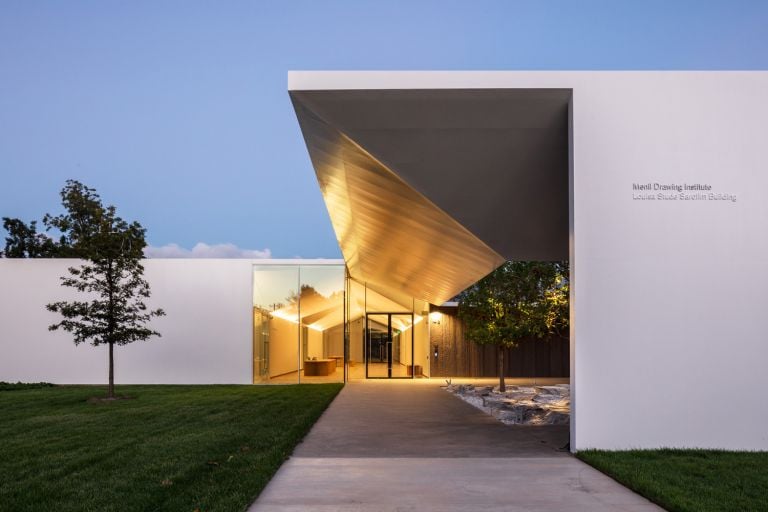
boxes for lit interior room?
[253,264,430,383]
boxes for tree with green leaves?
[45,180,165,399]
[1,217,59,257]
[458,261,569,392]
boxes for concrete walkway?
[249,380,663,511]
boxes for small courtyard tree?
[458,261,569,392]
[45,180,165,399]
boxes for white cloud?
[144,242,271,259]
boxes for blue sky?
[2,1,767,258]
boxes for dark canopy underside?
[291,89,569,304]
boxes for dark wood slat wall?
[429,307,569,378]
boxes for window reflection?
[252,264,429,383]
[300,266,345,382]
[253,264,344,384]
[253,266,299,384]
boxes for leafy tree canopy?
[2,180,149,259]
[459,261,569,347]
[1,218,59,257]
[43,180,147,259]
[457,261,569,391]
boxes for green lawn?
[0,384,342,512]
[578,449,768,512]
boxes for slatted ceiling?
[293,94,505,306]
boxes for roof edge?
[288,70,768,91]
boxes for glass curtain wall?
[253,264,345,384]
[347,275,431,380]
[299,266,345,382]
[253,263,430,383]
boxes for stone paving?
[249,380,663,512]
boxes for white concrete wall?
[570,73,768,450]
[0,259,254,384]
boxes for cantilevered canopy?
[290,85,569,305]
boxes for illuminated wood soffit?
[292,97,505,305]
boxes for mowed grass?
[578,449,768,512]
[0,384,342,512]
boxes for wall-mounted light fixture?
[429,311,442,325]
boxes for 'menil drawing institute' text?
[632,182,736,202]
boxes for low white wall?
[0,259,253,384]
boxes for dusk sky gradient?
[2,1,767,257]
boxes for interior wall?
[305,328,323,360]
[414,319,429,376]
[269,316,299,377]
[0,259,253,384]
[348,317,364,364]
[324,323,344,358]
[396,329,411,368]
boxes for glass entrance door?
[365,313,414,378]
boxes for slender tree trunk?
[108,341,114,398]
[498,345,506,392]
[107,257,115,399]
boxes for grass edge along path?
[577,449,768,512]
[0,384,343,512]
